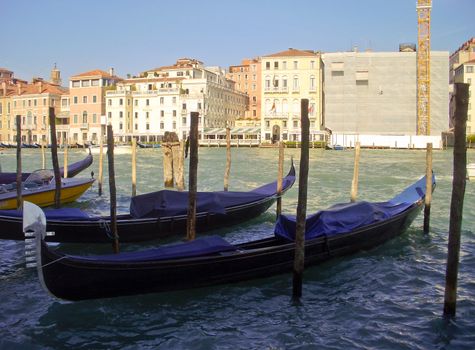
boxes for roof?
[14,81,68,96]
[71,69,120,79]
[264,48,318,58]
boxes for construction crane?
[416,0,432,135]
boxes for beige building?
[449,38,475,84]
[227,58,261,126]
[453,59,474,134]
[260,48,324,143]
[69,69,122,144]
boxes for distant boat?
[468,163,475,180]
[0,169,94,210]
[137,141,161,149]
[23,173,433,301]
[89,145,131,155]
[326,144,345,150]
[0,152,93,185]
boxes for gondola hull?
[37,200,423,301]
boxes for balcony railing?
[264,86,289,93]
[80,123,89,130]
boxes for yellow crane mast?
[416,0,432,135]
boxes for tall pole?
[15,115,22,209]
[41,140,46,169]
[131,138,137,197]
[224,126,231,191]
[423,142,433,234]
[107,124,120,254]
[293,99,310,299]
[98,133,104,196]
[443,83,469,318]
[49,107,61,208]
[63,140,68,179]
[276,140,284,217]
[186,112,199,241]
[350,142,361,202]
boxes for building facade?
[69,69,122,144]
[449,38,475,84]
[227,58,261,126]
[453,59,474,134]
[260,48,324,143]
[106,58,248,142]
[322,50,449,139]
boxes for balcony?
[181,109,187,115]
[80,123,89,130]
[56,124,69,130]
[264,86,289,93]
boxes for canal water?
[0,147,474,349]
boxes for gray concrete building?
[322,50,449,138]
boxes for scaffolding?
[416,0,432,135]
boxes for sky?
[2,0,474,83]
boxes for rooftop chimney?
[17,82,21,95]
[38,81,43,93]
[109,67,115,76]
[1,82,6,96]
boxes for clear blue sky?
[2,0,474,83]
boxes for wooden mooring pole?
[186,112,199,241]
[63,140,68,179]
[98,133,104,196]
[131,138,137,197]
[224,127,231,191]
[15,115,22,209]
[350,141,361,202]
[293,99,310,299]
[107,124,120,254]
[41,140,46,169]
[172,140,185,191]
[276,140,284,218]
[443,83,469,318]
[423,143,433,234]
[49,107,61,209]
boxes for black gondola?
[4,163,295,243]
[24,174,434,301]
[0,150,93,184]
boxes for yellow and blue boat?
[0,169,94,210]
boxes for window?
[73,133,78,141]
[173,121,176,129]
[283,121,287,128]
[310,75,316,90]
[119,99,123,106]
[146,123,150,130]
[135,112,138,119]
[82,111,87,123]
[146,112,149,119]
[34,99,37,107]
[182,103,186,110]
[310,61,315,69]
[274,62,279,69]
[93,114,97,123]
[467,66,474,73]
[293,120,298,128]
[182,117,186,125]
[0,103,2,114]
[73,115,78,123]
[160,110,164,117]
[146,99,150,106]
[72,81,80,87]
[172,97,176,104]
[198,102,202,110]
[119,123,123,130]
[83,96,87,103]
[253,110,256,117]
[43,98,46,105]
[160,97,164,104]
[265,120,270,128]
[293,61,298,69]
[107,112,111,119]
[81,80,90,87]
[135,100,138,106]
[173,110,177,117]
[93,95,97,103]
[282,61,287,70]
[293,76,299,90]
[82,133,87,140]
[119,111,123,118]
[265,62,270,70]
[160,122,164,129]
[91,79,99,86]
[108,99,112,106]
[135,123,138,130]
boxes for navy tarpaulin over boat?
[274,175,430,241]
[129,175,295,219]
[73,235,237,262]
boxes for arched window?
[82,111,88,124]
[282,99,288,115]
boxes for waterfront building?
[260,48,324,143]
[322,49,449,147]
[453,59,474,134]
[449,38,475,84]
[106,58,248,142]
[227,58,261,126]
[69,69,122,144]
[0,68,16,142]
[10,68,68,144]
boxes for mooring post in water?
[15,115,22,209]
[41,140,46,169]
[131,138,137,197]
[172,139,184,191]
[49,107,61,209]
[162,132,179,188]
[276,140,284,218]
[186,112,199,241]
[423,142,433,234]
[443,83,469,318]
[293,99,310,299]
[98,133,104,196]
[63,139,68,179]
[224,126,231,191]
[107,124,120,254]
[350,141,361,202]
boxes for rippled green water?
[0,147,474,349]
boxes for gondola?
[24,174,434,301]
[3,163,296,243]
[0,150,93,184]
[137,141,161,148]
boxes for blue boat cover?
[72,235,237,262]
[129,173,295,219]
[275,175,432,241]
[0,208,95,221]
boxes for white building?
[106,58,248,142]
